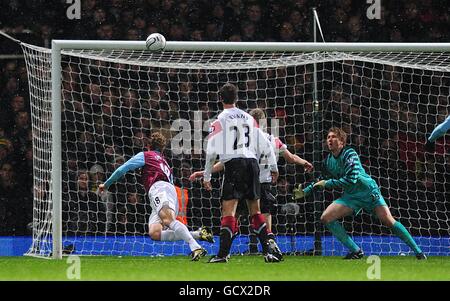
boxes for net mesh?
[22,43,449,257]
[21,43,53,256]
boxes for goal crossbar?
[52,41,450,52]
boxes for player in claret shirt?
[99,131,211,261]
[293,127,426,260]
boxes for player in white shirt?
[191,108,314,256]
[248,108,314,247]
[202,83,280,263]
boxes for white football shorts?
[147,180,178,226]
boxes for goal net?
[21,42,449,258]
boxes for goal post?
[51,42,63,259]
[22,41,450,259]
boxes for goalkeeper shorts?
[334,188,387,216]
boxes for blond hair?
[328,127,348,146]
[249,108,266,123]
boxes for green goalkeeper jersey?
[304,146,378,198]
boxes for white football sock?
[160,230,177,241]
[190,230,200,240]
[161,229,200,241]
[169,220,201,251]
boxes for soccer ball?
[146,33,166,51]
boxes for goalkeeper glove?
[424,139,435,153]
[292,184,305,201]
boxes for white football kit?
[203,107,278,181]
[259,133,287,184]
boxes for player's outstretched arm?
[282,149,314,172]
[426,115,450,152]
[294,148,361,200]
[100,152,145,193]
[292,156,327,201]
[189,171,204,182]
[98,183,105,194]
[189,162,224,182]
[203,119,222,186]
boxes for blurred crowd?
[1,0,449,48]
[0,0,449,237]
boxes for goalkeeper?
[293,127,426,260]
[424,115,450,152]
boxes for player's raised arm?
[292,158,326,200]
[428,115,450,142]
[203,120,223,190]
[280,144,314,172]
[425,115,450,151]
[99,152,145,193]
[189,162,224,182]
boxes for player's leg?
[156,225,214,243]
[233,211,241,243]
[149,181,206,261]
[244,159,281,262]
[248,228,259,254]
[158,206,206,261]
[261,183,277,241]
[247,199,281,262]
[149,212,213,252]
[148,191,175,241]
[148,220,163,240]
[244,194,259,254]
[321,202,363,258]
[247,199,268,246]
[260,184,282,257]
[208,159,244,263]
[210,199,239,262]
[264,214,274,239]
[244,159,269,254]
[148,212,185,241]
[374,205,426,259]
[247,198,269,251]
[264,213,283,258]
[233,207,250,252]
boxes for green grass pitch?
[0,256,448,281]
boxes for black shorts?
[221,158,260,202]
[260,183,277,215]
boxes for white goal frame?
[49,41,450,259]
